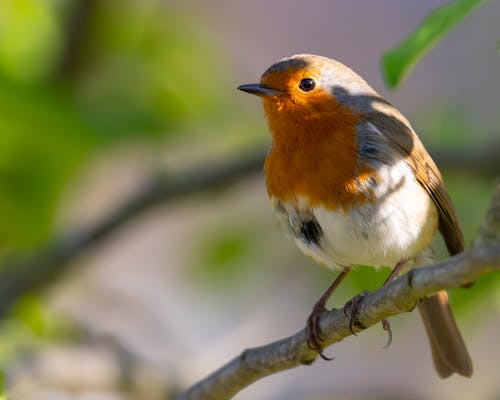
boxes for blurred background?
[0,0,499,399]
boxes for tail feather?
[417,290,473,378]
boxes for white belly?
[273,160,438,270]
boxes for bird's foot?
[343,290,369,334]
[306,303,334,361]
[344,291,393,347]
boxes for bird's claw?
[306,305,334,361]
[381,318,393,348]
[344,291,393,347]
[343,291,369,335]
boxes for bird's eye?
[299,78,316,92]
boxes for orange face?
[260,64,344,121]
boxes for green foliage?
[207,235,250,271]
[78,0,228,136]
[195,227,258,289]
[382,0,490,88]
[0,0,230,249]
[0,293,77,368]
[0,370,6,400]
[0,83,96,247]
[0,0,64,83]
[10,294,46,336]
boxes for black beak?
[237,83,282,97]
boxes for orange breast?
[263,92,376,211]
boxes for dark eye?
[299,78,316,92]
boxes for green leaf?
[0,0,62,84]
[0,370,6,399]
[0,83,96,248]
[382,0,490,88]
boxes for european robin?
[238,54,472,378]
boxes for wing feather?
[359,99,465,256]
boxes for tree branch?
[430,140,500,176]
[0,150,264,319]
[56,0,96,79]
[176,182,500,400]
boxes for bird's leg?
[379,259,409,347]
[343,260,408,347]
[383,259,408,285]
[306,266,351,360]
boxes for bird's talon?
[354,320,367,330]
[318,349,334,361]
[349,317,357,336]
[344,291,370,335]
[382,318,393,348]
[306,306,325,351]
[305,305,335,360]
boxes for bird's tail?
[417,290,473,378]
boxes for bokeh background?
[0,0,499,399]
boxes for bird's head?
[238,54,376,123]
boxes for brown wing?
[362,100,465,256]
[361,101,472,378]
[414,151,465,255]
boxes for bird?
[238,54,473,378]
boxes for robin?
[238,54,472,378]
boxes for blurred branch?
[177,183,500,400]
[0,151,265,319]
[431,140,500,176]
[57,0,95,78]
[0,143,495,319]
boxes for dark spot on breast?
[299,218,323,247]
[369,176,377,187]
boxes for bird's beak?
[238,83,282,97]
